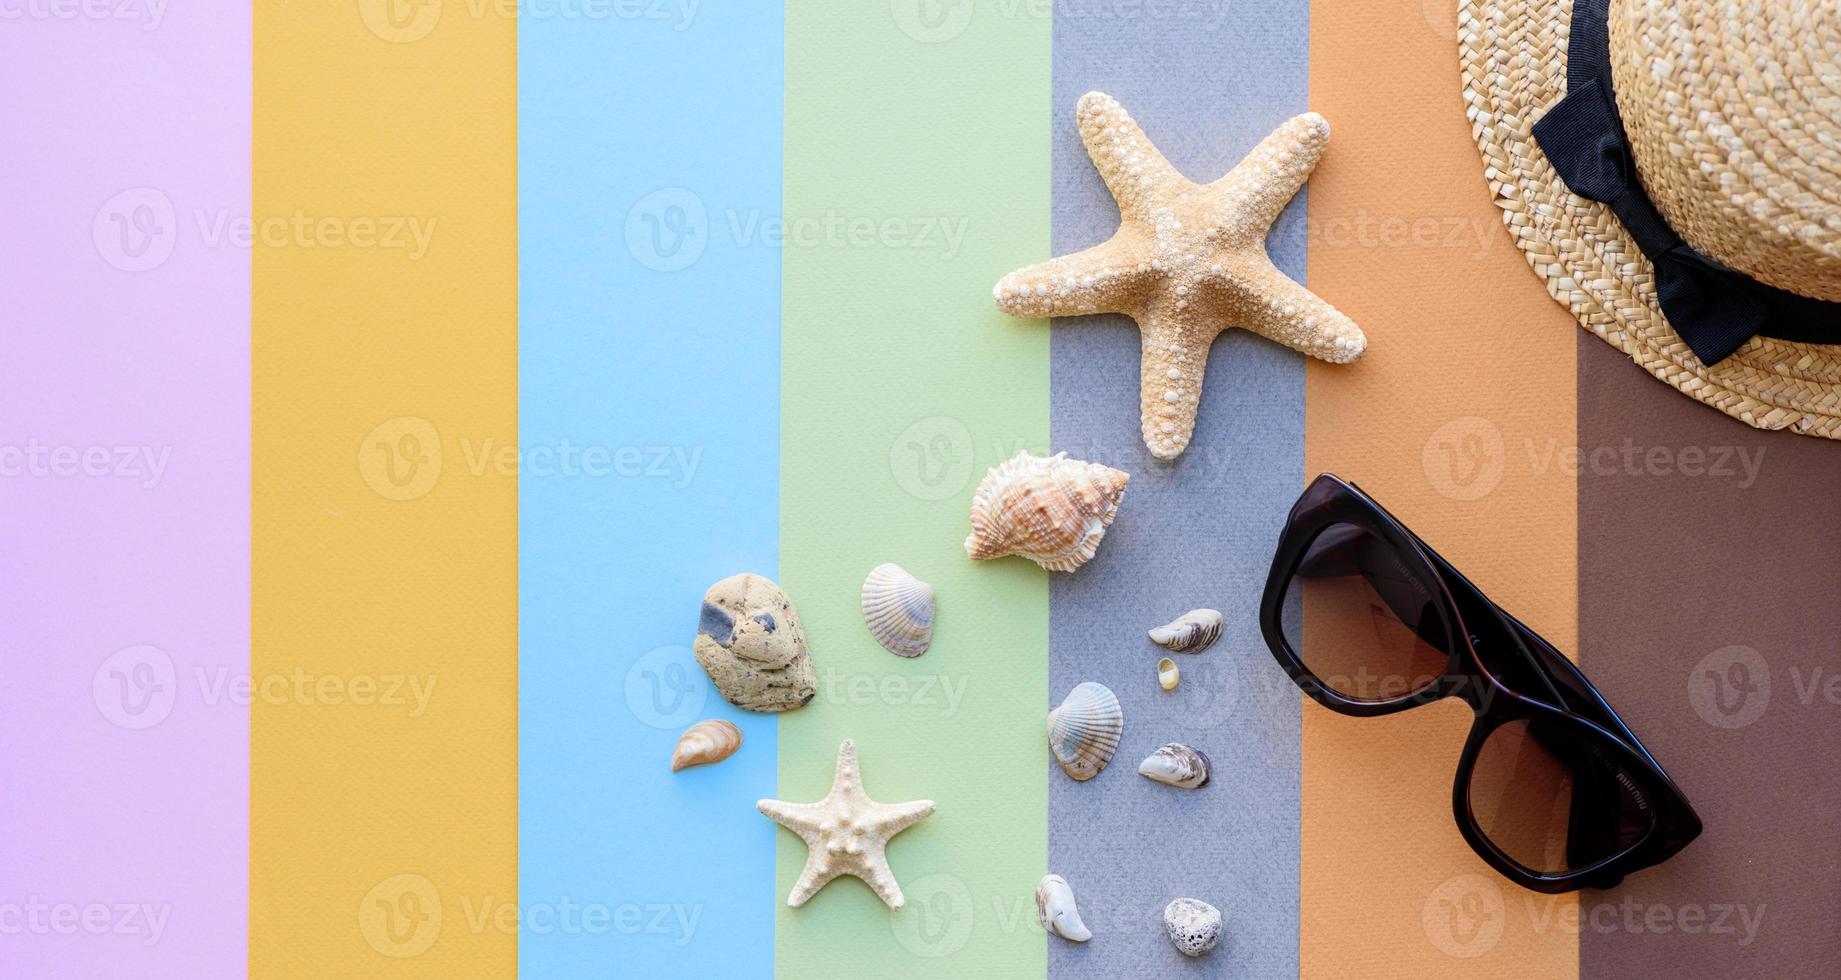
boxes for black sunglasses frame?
[1259,474,1702,893]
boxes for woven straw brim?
[1459,0,1841,437]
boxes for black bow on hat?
[1530,0,1839,365]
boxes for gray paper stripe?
[1048,2,1307,975]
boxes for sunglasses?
[1260,474,1701,892]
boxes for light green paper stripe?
[780,1,1051,974]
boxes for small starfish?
[994,92,1367,459]
[758,739,935,909]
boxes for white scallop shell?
[1163,897,1222,957]
[1047,681,1122,781]
[965,452,1129,573]
[1036,874,1092,942]
[1148,608,1223,653]
[860,563,935,658]
[670,719,743,772]
[1138,742,1210,789]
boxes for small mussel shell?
[1158,657,1180,691]
[1036,874,1092,942]
[1148,608,1223,653]
[860,563,935,658]
[1047,681,1123,781]
[1138,742,1210,789]
[670,719,743,772]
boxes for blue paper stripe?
[1048,1,1307,975]
[519,7,781,976]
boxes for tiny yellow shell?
[1158,657,1179,691]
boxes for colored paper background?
[1,7,249,977]
[1304,0,1580,974]
[1047,1,1306,976]
[778,1,1051,975]
[252,2,518,974]
[7,1,1840,977]
[519,3,783,977]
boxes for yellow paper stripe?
[252,2,517,973]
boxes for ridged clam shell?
[964,452,1129,573]
[1163,897,1222,957]
[670,719,743,772]
[1157,657,1180,691]
[1047,681,1122,781]
[1148,608,1223,653]
[1036,874,1092,942]
[860,563,935,658]
[1138,742,1210,789]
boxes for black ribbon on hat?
[1530,0,1839,365]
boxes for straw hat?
[1460,0,1841,435]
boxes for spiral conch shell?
[1047,681,1123,781]
[670,719,743,772]
[860,563,935,658]
[1149,608,1223,653]
[964,452,1129,573]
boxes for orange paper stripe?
[1303,0,1579,975]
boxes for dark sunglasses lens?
[1468,716,1657,875]
[1279,522,1451,702]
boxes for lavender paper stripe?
[0,8,249,978]
[1048,1,1305,975]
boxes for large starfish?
[994,92,1367,459]
[758,739,935,909]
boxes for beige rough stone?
[693,573,814,713]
